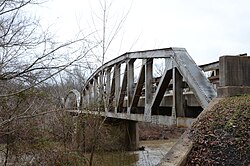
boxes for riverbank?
[139,122,186,141]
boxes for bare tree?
[0,0,96,96]
[0,0,131,165]
[87,0,129,66]
[0,1,97,164]
[67,1,131,165]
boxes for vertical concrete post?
[126,120,139,151]
[83,90,88,109]
[82,89,86,108]
[171,68,177,125]
[99,73,103,103]
[175,69,185,117]
[86,88,89,106]
[114,64,121,113]
[93,77,98,107]
[98,73,105,111]
[105,68,111,112]
[127,60,134,115]
[88,84,92,107]
[144,58,153,121]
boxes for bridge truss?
[65,47,217,126]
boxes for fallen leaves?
[186,95,250,166]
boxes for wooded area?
[0,0,129,165]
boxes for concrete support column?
[175,68,185,117]
[93,77,98,107]
[144,58,153,121]
[88,84,93,107]
[171,68,177,125]
[86,88,90,106]
[98,73,104,107]
[104,119,139,151]
[105,68,111,112]
[114,64,121,113]
[125,120,139,151]
[127,60,134,114]
[82,90,86,108]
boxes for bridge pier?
[71,116,139,152]
[104,119,139,151]
[110,119,139,151]
[125,120,139,151]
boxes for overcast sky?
[35,0,250,65]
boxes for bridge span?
[65,47,217,127]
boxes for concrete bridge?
[65,47,219,150]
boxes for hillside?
[186,95,250,165]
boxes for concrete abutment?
[218,55,250,97]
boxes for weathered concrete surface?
[157,98,222,166]
[68,109,196,127]
[79,48,216,122]
[218,56,250,97]
[219,56,250,86]
[135,93,200,107]
[217,86,250,97]
[125,120,139,151]
[157,130,192,166]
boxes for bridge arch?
[67,47,217,126]
[65,89,81,112]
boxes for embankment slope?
[159,95,250,165]
[186,95,250,165]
